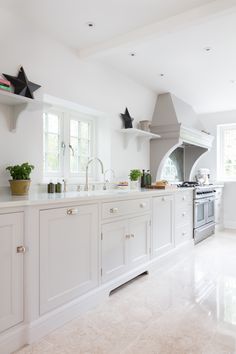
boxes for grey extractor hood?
[150,93,214,181]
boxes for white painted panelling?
[39,204,99,314]
[152,195,174,257]
[0,212,24,333]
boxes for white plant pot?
[130,180,139,190]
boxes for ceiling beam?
[78,0,236,58]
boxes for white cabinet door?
[128,215,150,269]
[152,195,174,257]
[101,220,128,283]
[0,213,24,333]
[40,204,99,314]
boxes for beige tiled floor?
[15,230,236,354]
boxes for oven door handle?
[194,200,208,205]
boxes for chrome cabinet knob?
[162,197,166,202]
[182,232,186,236]
[130,234,135,238]
[110,207,119,214]
[126,234,131,239]
[182,212,186,217]
[67,208,78,215]
[17,246,26,254]
[140,203,146,208]
[182,196,186,201]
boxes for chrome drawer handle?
[182,232,186,236]
[130,234,135,238]
[67,208,78,215]
[110,207,119,214]
[162,197,166,202]
[17,246,26,254]
[182,212,186,217]
[182,196,186,201]
[140,203,147,208]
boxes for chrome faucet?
[84,157,104,191]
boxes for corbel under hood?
[150,93,214,181]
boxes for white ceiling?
[0,0,214,49]
[2,0,236,113]
[98,11,236,113]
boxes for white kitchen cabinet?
[175,190,193,246]
[40,204,99,314]
[101,220,129,283]
[215,187,224,228]
[128,215,150,269]
[0,212,24,333]
[152,195,174,257]
[101,215,150,283]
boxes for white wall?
[195,110,236,228]
[0,9,156,186]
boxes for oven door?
[194,198,208,229]
[206,197,215,224]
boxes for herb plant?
[6,162,35,180]
[129,169,142,181]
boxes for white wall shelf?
[0,90,51,132]
[118,128,161,151]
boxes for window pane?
[80,156,89,172]
[70,137,79,154]
[222,126,236,178]
[80,121,90,139]
[47,133,59,153]
[43,111,61,176]
[70,120,79,138]
[80,139,89,156]
[48,114,59,133]
[46,153,60,172]
[70,154,79,173]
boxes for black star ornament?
[3,66,41,99]
[120,107,134,129]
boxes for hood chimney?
[150,93,214,181]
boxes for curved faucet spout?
[84,157,104,191]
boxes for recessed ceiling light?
[86,22,95,28]
[129,52,136,57]
[204,47,212,52]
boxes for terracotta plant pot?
[9,180,31,196]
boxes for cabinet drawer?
[102,198,151,219]
[175,224,193,246]
[175,191,193,208]
[175,207,193,227]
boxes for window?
[218,124,236,180]
[43,109,95,180]
[161,147,184,182]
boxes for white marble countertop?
[0,187,194,209]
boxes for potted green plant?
[6,162,34,196]
[129,169,142,190]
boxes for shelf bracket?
[10,103,28,132]
[123,133,137,149]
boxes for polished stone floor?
[15,230,236,354]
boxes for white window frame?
[217,123,236,181]
[43,107,96,182]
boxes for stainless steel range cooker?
[179,182,216,244]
